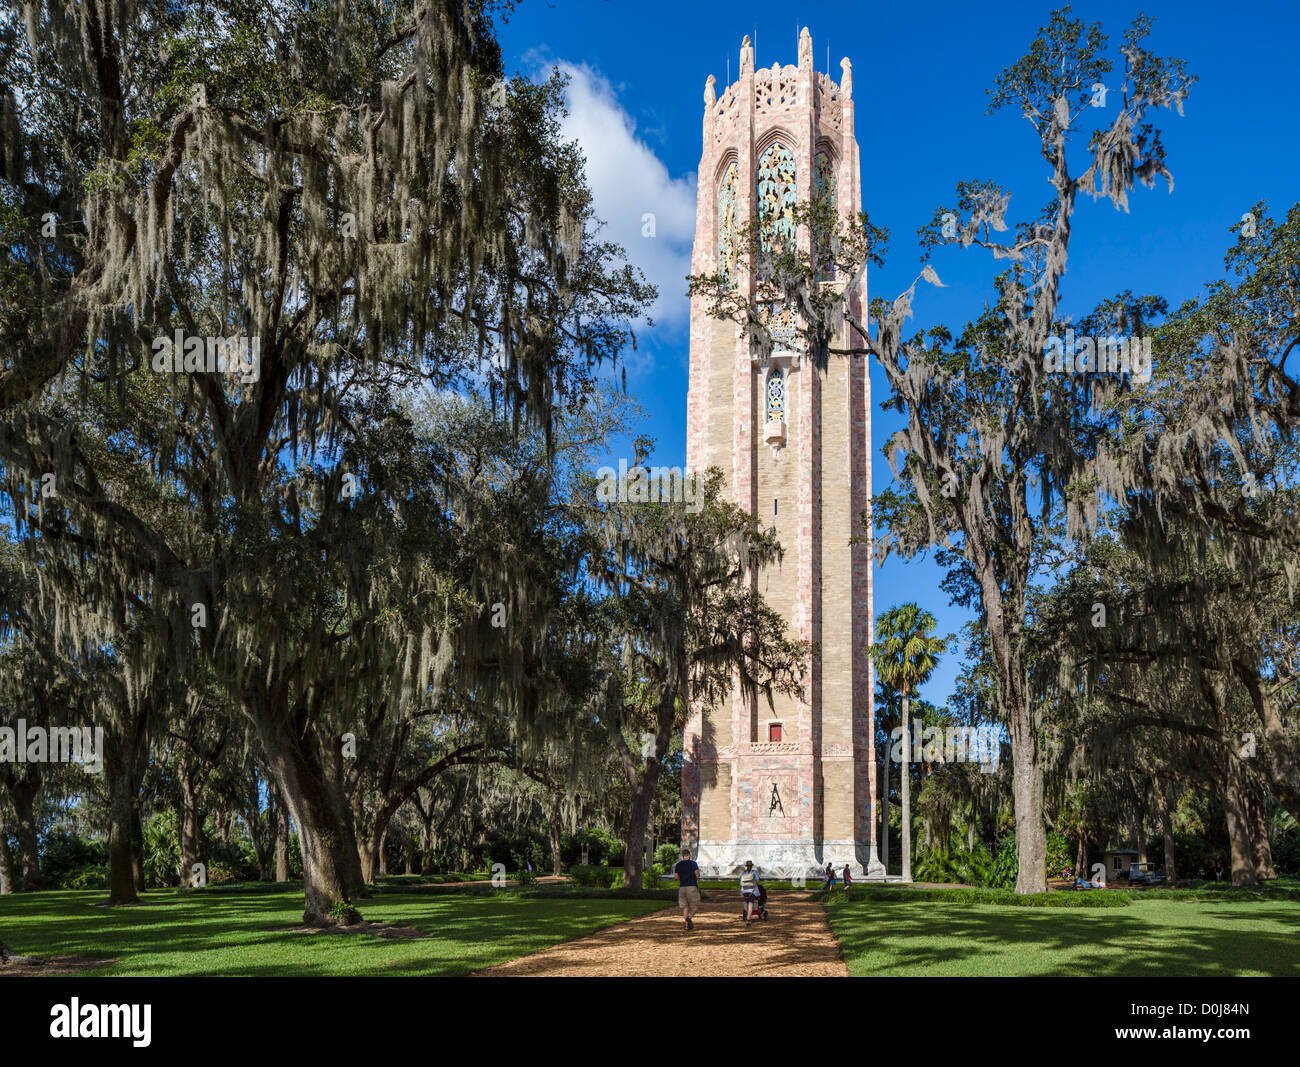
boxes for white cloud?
[544,61,696,334]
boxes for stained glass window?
[764,302,799,349]
[766,369,785,421]
[718,161,739,290]
[757,142,797,272]
[814,150,837,281]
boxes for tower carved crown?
[698,27,860,344]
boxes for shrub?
[48,863,109,890]
[914,844,992,886]
[642,863,665,889]
[826,884,1131,908]
[203,860,238,884]
[143,809,180,888]
[327,899,362,924]
[1046,831,1072,879]
[1172,829,1223,879]
[205,839,261,882]
[567,863,616,888]
[655,843,682,869]
[39,828,106,880]
[560,828,623,868]
[1273,826,1300,876]
[986,834,1018,890]
[516,866,537,886]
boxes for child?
[842,862,852,889]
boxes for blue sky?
[496,0,1300,708]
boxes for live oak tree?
[1036,527,1296,885]
[1096,203,1300,820]
[582,468,808,890]
[861,11,1192,893]
[0,1,651,924]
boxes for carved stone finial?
[840,57,853,100]
[704,74,716,107]
[799,26,813,68]
[740,35,753,76]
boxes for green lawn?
[823,885,1300,976]
[0,883,669,976]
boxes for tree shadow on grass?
[826,900,1300,976]
[0,888,667,976]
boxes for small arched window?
[766,369,785,422]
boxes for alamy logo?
[151,329,261,383]
[890,723,1000,773]
[596,459,702,513]
[50,999,151,1047]
[0,719,103,774]
[1043,329,1152,383]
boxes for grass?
[10,876,1295,978]
[0,882,670,976]
[822,879,1300,976]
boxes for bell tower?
[681,29,883,879]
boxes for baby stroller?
[740,883,769,921]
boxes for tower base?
[695,838,887,881]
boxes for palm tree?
[871,603,947,882]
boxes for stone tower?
[681,29,883,879]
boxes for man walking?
[674,848,701,931]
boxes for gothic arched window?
[766,369,785,422]
[718,161,739,290]
[757,142,797,272]
[814,150,837,281]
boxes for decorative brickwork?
[683,29,883,881]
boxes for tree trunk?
[106,762,139,905]
[1155,788,1176,883]
[359,835,379,886]
[255,713,359,924]
[880,759,890,875]
[274,790,291,882]
[377,827,389,877]
[131,803,147,894]
[178,770,203,888]
[1074,833,1085,878]
[1008,704,1047,894]
[9,771,44,891]
[403,837,416,875]
[1234,662,1300,823]
[1243,786,1276,881]
[549,809,563,878]
[623,763,661,890]
[250,810,272,881]
[900,695,912,882]
[1221,780,1258,887]
[0,807,15,894]
[323,747,366,898]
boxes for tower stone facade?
[681,29,883,879]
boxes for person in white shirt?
[740,860,761,923]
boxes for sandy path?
[476,891,847,977]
